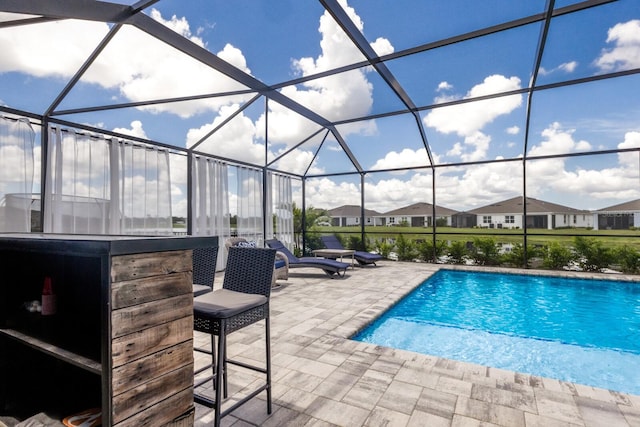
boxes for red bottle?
[41,276,57,316]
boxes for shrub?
[446,240,468,264]
[614,245,640,274]
[346,235,363,251]
[502,243,541,268]
[572,236,613,272]
[469,237,501,266]
[395,234,416,261]
[374,239,394,259]
[542,242,575,270]
[416,239,447,263]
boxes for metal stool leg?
[214,320,226,427]
[265,314,272,414]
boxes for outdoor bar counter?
[0,233,218,427]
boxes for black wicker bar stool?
[192,245,219,297]
[193,246,276,427]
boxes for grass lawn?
[313,226,640,249]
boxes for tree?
[292,203,328,255]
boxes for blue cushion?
[275,259,286,269]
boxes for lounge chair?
[320,235,384,266]
[265,239,349,278]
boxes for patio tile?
[470,383,537,412]
[312,370,360,400]
[364,406,411,426]
[450,414,501,427]
[534,388,584,424]
[305,396,371,427]
[342,373,391,410]
[524,411,584,427]
[407,410,451,427]
[455,396,526,427]
[377,380,423,414]
[415,387,458,419]
[575,396,629,427]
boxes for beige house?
[325,205,384,227]
[381,202,458,227]
[594,199,640,230]
[462,196,593,229]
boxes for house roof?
[467,197,590,215]
[383,202,458,217]
[326,205,381,217]
[596,199,640,212]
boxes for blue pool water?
[353,269,640,395]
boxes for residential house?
[381,202,458,227]
[325,205,384,227]
[461,196,593,229]
[593,199,640,230]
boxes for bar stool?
[193,246,276,427]
[192,246,219,297]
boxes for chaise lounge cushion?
[265,239,349,277]
[320,235,383,266]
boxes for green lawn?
[312,225,640,249]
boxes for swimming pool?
[353,269,640,395]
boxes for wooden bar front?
[0,233,218,426]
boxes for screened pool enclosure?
[0,0,639,268]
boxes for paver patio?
[193,262,640,427]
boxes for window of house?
[389,217,395,224]
[573,215,576,224]
[483,216,492,224]
[505,215,514,223]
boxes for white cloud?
[617,131,640,166]
[262,0,392,147]
[437,81,453,91]
[301,177,361,209]
[186,105,264,164]
[594,19,640,72]
[272,148,324,176]
[0,20,108,77]
[527,122,592,157]
[0,10,253,118]
[539,61,578,76]
[506,126,520,135]
[369,148,430,173]
[424,75,523,138]
[460,131,491,162]
[113,120,147,139]
[370,37,394,57]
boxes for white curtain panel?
[268,172,294,250]
[44,127,172,235]
[113,141,173,235]
[236,166,263,244]
[0,116,35,232]
[192,155,230,270]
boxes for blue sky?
[0,0,639,217]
